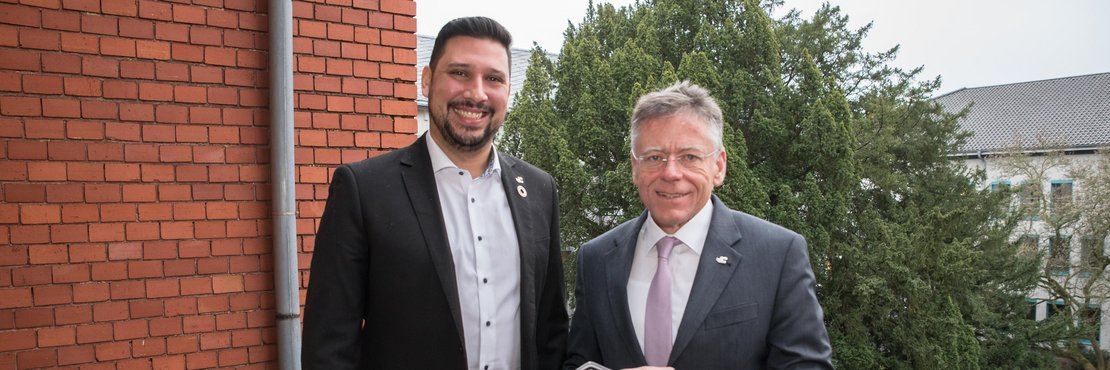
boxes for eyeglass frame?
[631,148,721,171]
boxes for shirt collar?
[642,199,714,256]
[426,132,501,177]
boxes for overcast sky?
[415,0,1110,96]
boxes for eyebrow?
[441,62,507,77]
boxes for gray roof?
[415,35,556,108]
[934,72,1110,155]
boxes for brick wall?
[0,0,417,368]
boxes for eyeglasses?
[632,149,719,171]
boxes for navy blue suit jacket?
[565,196,833,369]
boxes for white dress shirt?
[428,134,522,370]
[627,201,714,352]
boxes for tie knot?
[656,236,679,260]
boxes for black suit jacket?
[303,135,569,369]
[565,196,833,369]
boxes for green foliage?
[499,0,1051,367]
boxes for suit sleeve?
[767,235,834,370]
[302,165,369,370]
[563,245,602,370]
[537,174,570,369]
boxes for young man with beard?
[303,17,568,370]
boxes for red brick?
[88,223,125,242]
[119,17,153,38]
[139,0,171,21]
[137,39,171,60]
[0,4,42,27]
[20,28,60,50]
[5,183,45,202]
[139,82,174,101]
[81,13,117,36]
[128,260,163,279]
[100,37,135,57]
[0,329,36,351]
[133,337,167,357]
[77,322,112,343]
[14,307,54,328]
[109,280,144,301]
[23,244,61,265]
[85,184,121,203]
[55,305,93,325]
[23,74,63,94]
[51,224,87,244]
[92,300,128,322]
[172,3,205,24]
[42,9,80,31]
[13,265,51,286]
[69,243,106,263]
[73,282,109,303]
[155,22,188,42]
[90,261,127,281]
[174,85,207,103]
[200,331,230,350]
[82,56,120,78]
[150,317,182,337]
[183,314,215,334]
[17,348,58,368]
[0,48,40,71]
[39,326,76,347]
[171,42,204,62]
[33,284,73,305]
[1,96,42,116]
[120,60,155,79]
[63,0,100,13]
[53,264,90,283]
[95,341,130,361]
[103,0,137,16]
[67,162,104,181]
[130,299,164,319]
[141,164,176,183]
[57,344,95,366]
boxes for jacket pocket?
[705,302,758,329]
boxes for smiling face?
[632,111,727,234]
[421,35,511,155]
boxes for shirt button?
[471,198,475,203]
[483,278,488,284]
[458,171,464,176]
[477,236,483,241]
[484,366,489,370]
[485,321,490,327]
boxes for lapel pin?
[715,256,729,265]
[517,185,528,198]
[515,176,524,184]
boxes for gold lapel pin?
[516,185,528,198]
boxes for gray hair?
[630,80,724,152]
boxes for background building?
[939,72,1110,349]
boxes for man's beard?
[431,99,502,152]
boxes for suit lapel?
[605,213,650,364]
[499,155,540,366]
[670,197,744,363]
[398,136,466,347]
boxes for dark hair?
[429,16,513,71]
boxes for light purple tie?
[645,236,679,366]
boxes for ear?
[421,65,432,98]
[713,149,727,187]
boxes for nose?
[660,156,683,180]
[463,78,488,102]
